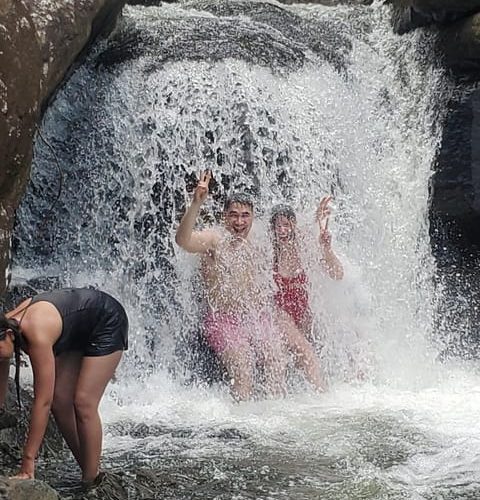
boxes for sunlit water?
[11,1,480,498]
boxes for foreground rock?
[0,477,59,500]
[0,0,127,296]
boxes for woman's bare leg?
[277,312,325,391]
[52,351,84,467]
[74,351,122,482]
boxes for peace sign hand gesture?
[315,195,333,250]
[316,195,332,230]
[193,170,212,205]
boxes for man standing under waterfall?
[175,170,287,401]
[175,171,326,399]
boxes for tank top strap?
[17,297,34,330]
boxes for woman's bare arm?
[12,340,55,479]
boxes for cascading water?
[11,1,480,498]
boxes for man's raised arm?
[175,170,218,254]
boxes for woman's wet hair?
[0,315,23,407]
[270,204,298,264]
[224,193,254,212]
[270,204,297,228]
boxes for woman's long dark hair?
[270,204,297,266]
[0,315,24,407]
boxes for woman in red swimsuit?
[270,197,344,344]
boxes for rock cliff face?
[388,0,480,33]
[387,0,480,248]
[388,0,480,74]
[0,0,126,296]
[387,0,480,355]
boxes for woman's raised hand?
[193,170,212,204]
[315,195,332,231]
[316,195,333,249]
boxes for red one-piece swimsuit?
[273,263,311,328]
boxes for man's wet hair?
[0,315,23,407]
[224,193,254,212]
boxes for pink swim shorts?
[203,310,278,355]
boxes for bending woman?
[0,287,128,483]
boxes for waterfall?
[14,1,445,386]
[14,3,478,498]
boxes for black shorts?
[84,294,129,356]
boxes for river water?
[12,1,480,498]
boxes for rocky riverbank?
[0,379,65,499]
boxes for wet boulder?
[386,2,480,86]
[388,0,480,34]
[440,13,480,76]
[0,0,127,296]
[100,0,352,74]
[0,477,58,500]
[183,0,353,71]
[0,477,59,500]
[73,472,128,500]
